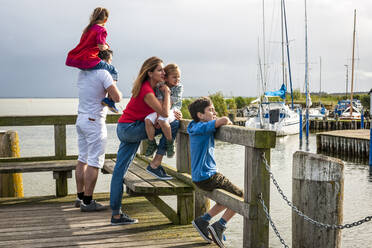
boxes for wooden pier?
[232,117,246,126]
[316,129,370,163]
[0,115,276,247]
[310,119,370,131]
[233,117,372,132]
[0,193,210,248]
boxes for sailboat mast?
[305,0,309,110]
[281,0,286,87]
[257,38,265,96]
[319,56,322,101]
[344,64,349,98]
[350,9,356,117]
[282,0,294,109]
[304,0,309,144]
[262,0,267,93]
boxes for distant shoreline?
[0,91,369,99]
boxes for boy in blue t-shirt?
[187,97,243,248]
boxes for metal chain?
[258,193,289,248]
[261,152,372,230]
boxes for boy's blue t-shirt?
[187,120,217,182]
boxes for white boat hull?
[245,102,301,136]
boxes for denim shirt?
[155,83,183,110]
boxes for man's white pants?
[76,114,107,168]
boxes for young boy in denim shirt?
[99,49,119,113]
[187,97,243,248]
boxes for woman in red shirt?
[110,57,181,225]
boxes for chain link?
[261,152,372,230]
[258,193,289,248]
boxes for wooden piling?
[0,130,24,197]
[292,151,344,248]
[244,146,271,248]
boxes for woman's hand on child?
[174,109,182,120]
[159,84,170,94]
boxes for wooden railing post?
[53,125,70,196]
[176,132,191,173]
[176,131,203,224]
[0,130,24,197]
[54,124,66,159]
[53,170,72,197]
[292,151,343,248]
[243,147,270,248]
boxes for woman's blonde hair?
[164,64,180,77]
[131,56,163,98]
[83,7,109,34]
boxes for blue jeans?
[90,60,118,81]
[110,119,180,215]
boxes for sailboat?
[245,0,300,136]
[339,9,362,120]
[340,105,361,120]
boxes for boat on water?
[245,97,300,136]
[245,0,300,137]
[307,104,328,120]
[334,99,362,117]
[339,105,362,120]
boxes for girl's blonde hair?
[164,64,181,77]
[83,7,109,34]
[132,57,163,98]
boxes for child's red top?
[66,24,107,69]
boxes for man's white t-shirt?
[77,70,114,118]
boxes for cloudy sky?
[1,0,371,98]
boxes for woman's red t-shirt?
[65,24,107,69]
[118,81,155,123]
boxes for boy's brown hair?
[98,49,113,62]
[188,97,212,122]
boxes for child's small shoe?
[101,98,119,113]
[145,139,158,157]
[208,222,226,248]
[166,140,175,158]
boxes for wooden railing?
[0,115,120,196]
[0,115,120,162]
[0,115,276,247]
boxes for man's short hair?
[98,49,113,61]
[188,97,212,122]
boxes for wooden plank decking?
[0,193,215,248]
